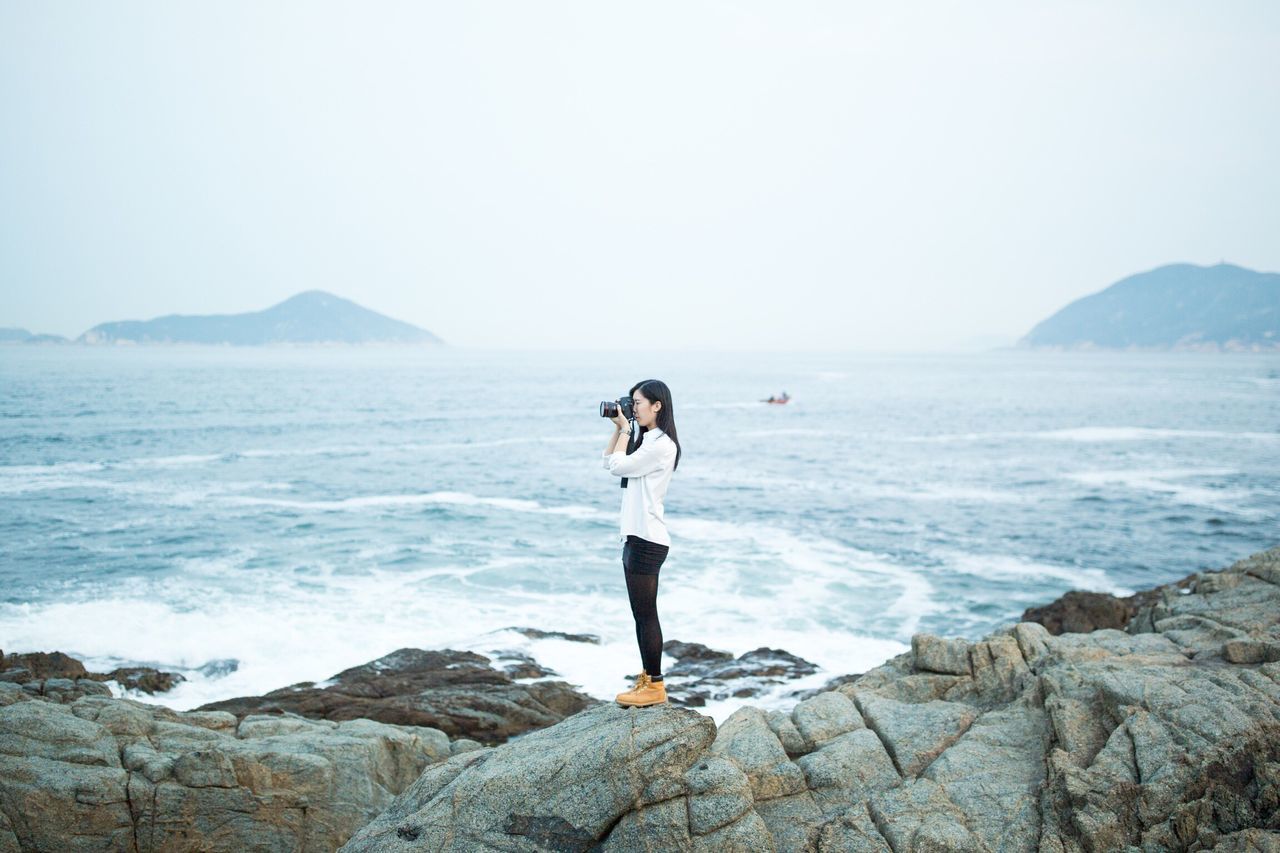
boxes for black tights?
[624,572,664,680]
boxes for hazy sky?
[2,2,1277,350]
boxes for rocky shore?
[194,647,598,745]
[0,651,186,697]
[2,546,1277,851]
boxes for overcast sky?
[2,2,1277,350]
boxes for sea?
[2,347,1278,723]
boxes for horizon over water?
[2,346,1278,723]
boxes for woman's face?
[632,390,661,429]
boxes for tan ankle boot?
[615,671,668,707]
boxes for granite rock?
[0,695,455,852]
[340,703,716,851]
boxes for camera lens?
[600,401,618,418]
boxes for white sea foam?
[0,461,106,475]
[222,489,609,520]
[118,454,224,469]
[0,435,602,483]
[941,551,1132,597]
[1040,427,1279,442]
[0,566,629,713]
[861,483,1029,504]
[735,428,839,438]
[1064,467,1261,515]
[238,444,373,459]
[0,509,929,723]
[680,472,1030,504]
[902,427,1280,444]
[0,473,296,502]
[670,517,942,639]
[0,475,105,495]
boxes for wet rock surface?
[0,650,186,696]
[660,640,821,707]
[1021,569,1199,635]
[505,626,602,644]
[196,647,599,744]
[1021,589,1134,634]
[343,546,1280,852]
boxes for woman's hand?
[611,408,631,431]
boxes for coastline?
[3,545,1277,850]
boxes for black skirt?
[622,535,669,576]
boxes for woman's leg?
[624,571,664,681]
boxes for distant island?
[1021,262,1279,351]
[0,291,443,346]
[0,328,70,345]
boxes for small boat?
[762,392,791,405]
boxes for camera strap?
[620,420,637,489]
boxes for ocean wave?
[222,489,610,520]
[941,551,1131,597]
[1063,467,1266,516]
[679,471,1029,504]
[669,517,942,639]
[117,454,224,469]
[1,434,604,475]
[1039,427,1280,442]
[735,428,839,438]
[861,483,1029,504]
[0,509,936,720]
[901,427,1280,444]
[0,461,106,475]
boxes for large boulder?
[0,693,457,852]
[1021,590,1134,635]
[340,703,718,851]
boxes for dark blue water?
[2,347,1276,721]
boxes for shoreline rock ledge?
[2,546,1278,851]
[341,546,1280,852]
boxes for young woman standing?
[602,379,682,707]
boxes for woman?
[602,379,682,707]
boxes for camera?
[599,397,634,420]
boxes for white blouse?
[601,427,678,546]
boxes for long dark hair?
[629,379,681,471]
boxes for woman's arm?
[604,436,675,478]
[603,407,631,458]
[603,424,627,456]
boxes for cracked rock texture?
[3,547,1278,851]
[0,688,469,852]
[341,546,1280,852]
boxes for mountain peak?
[1021,263,1279,350]
[275,290,345,305]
